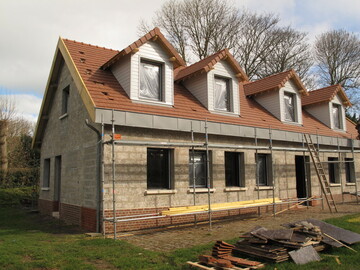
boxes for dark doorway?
[295,155,310,199]
[54,155,62,211]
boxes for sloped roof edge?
[302,84,352,107]
[101,27,186,70]
[175,48,248,82]
[244,69,308,97]
[32,37,96,148]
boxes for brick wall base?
[38,199,58,215]
[103,202,302,233]
[38,199,97,232]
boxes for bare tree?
[255,26,314,87]
[0,94,16,174]
[314,30,360,111]
[232,11,280,80]
[139,0,241,63]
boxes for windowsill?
[144,189,177,195]
[187,188,215,193]
[209,110,239,118]
[224,187,247,192]
[59,113,68,120]
[255,186,274,190]
[132,99,173,108]
[329,183,341,187]
[332,128,346,133]
[41,187,50,191]
[281,120,302,126]
[346,183,356,186]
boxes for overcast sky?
[1,0,359,123]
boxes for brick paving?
[121,202,360,252]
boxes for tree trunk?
[0,120,8,183]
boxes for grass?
[0,207,360,269]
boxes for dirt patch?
[123,203,360,252]
[85,259,117,270]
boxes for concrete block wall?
[102,126,360,217]
[38,62,99,228]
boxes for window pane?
[43,158,50,188]
[214,78,229,111]
[333,105,341,129]
[62,86,69,115]
[328,157,339,183]
[147,148,170,189]
[284,93,295,121]
[140,62,161,100]
[256,154,270,186]
[345,158,355,183]
[189,151,207,187]
[225,152,244,187]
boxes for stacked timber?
[234,225,324,262]
[162,198,282,216]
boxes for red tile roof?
[61,38,358,139]
[302,85,352,107]
[101,27,185,70]
[244,69,308,97]
[175,49,248,81]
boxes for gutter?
[85,119,102,233]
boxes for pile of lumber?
[188,219,360,269]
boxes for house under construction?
[33,28,360,234]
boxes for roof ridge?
[247,69,294,84]
[62,38,119,52]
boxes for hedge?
[0,168,39,188]
[0,187,38,206]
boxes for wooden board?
[288,246,321,265]
[307,218,360,245]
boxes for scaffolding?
[100,113,360,239]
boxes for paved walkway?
[121,202,360,252]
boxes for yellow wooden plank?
[162,198,281,216]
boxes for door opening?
[295,155,310,199]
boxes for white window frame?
[139,59,163,102]
[214,76,232,112]
[284,92,297,122]
[332,103,342,130]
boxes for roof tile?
[62,38,358,139]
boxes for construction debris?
[188,219,360,270]
[288,246,321,265]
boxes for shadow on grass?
[0,206,83,235]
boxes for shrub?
[0,187,38,206]
[0,168,39,188]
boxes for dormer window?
[139,60,162,101]
[332,104,342,129]
[284,92,296,122]
[214,76,231,112]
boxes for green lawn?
[0,207,360,270]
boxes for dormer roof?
[302,84,352,107]
[175,49,248,82]
[244,69,308,97]
[101,27,186,70]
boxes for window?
[189,150,210,188]
[332,104,342,129]
[214,77,231,111]
[328,157,340,184]
[225,152,245,187]
[62,86,70,115]
[256,154,272,186]
[147,148,171,189]
[284,92,296,122]
[345,158,355,183]
[43,158,50,188]
[140,60,162,101]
